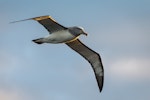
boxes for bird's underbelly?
[44,30,77,43]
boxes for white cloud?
[0,90,20,100]
[109,57,150,81]
[0,89,33,100]
[90,18,150,48]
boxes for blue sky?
[0,0,150,100]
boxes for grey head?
[68,26,88,37]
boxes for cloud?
[89,17,150,48]
[0,90,20,100]
[0,89,33,100]
[109,57,150,81]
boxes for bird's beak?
[83,32,88,36]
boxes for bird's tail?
[32,38,44,44]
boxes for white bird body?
[43,30,78,43]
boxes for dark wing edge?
[66,39,104,92]
[10,15,67,33]
[32,15,67,33]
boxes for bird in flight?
[11,15,104,92]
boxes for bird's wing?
[10,15,67,33]
[66,39,104,92]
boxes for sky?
[0,0,150,100]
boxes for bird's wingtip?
[9,15,51,24]
[9,18,32,24]
[97,75,104,93]
[99,87,103,92]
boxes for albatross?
[11,15,104,92]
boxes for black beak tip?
[83,32,88,36]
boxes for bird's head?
[69,26,88,37]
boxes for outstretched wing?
[10,15,67,33]
[66,39,104,92]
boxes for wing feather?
[10,15,67,33]
[66,39,104,92]
[32,16,67,33]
